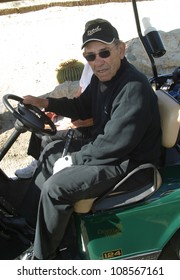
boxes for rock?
[126,29,180,78]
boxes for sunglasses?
[83,48,113,62]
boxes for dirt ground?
[0,0,179,177]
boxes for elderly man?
[18,18,161,259]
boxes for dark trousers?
[20,139,152,259]
[27,127,92,160]
[19,139,132,259]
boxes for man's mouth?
[97,68,108,74]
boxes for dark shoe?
[15,244,35,260]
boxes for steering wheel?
[3,94,57,135]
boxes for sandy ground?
[0,0,179,177]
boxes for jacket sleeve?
[46,85,92,120]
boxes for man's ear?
[119,42,126,59]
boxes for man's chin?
[97,74,111,82]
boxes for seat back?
[155,89,180,148]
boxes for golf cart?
[0,0,180,260]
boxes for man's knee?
[43,140,65,153]
[42,175,65,199]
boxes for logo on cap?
[87,26,101,37]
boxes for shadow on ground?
[0,111,15,134]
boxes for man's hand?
[71,118,93,128]
[23,95,49,109]
[53,155,73,174]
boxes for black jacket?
[47,58,162,166]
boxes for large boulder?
[126,28,180,78]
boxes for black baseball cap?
[81,19,119,49]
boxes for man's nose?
[94,54,105,65]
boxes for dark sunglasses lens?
[84,50,111,62]
[84,54,96,62]
[99,50,111,58]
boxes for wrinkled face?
[83,41,125,82]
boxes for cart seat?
[74,90,180,214]
[155,89,180,148]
